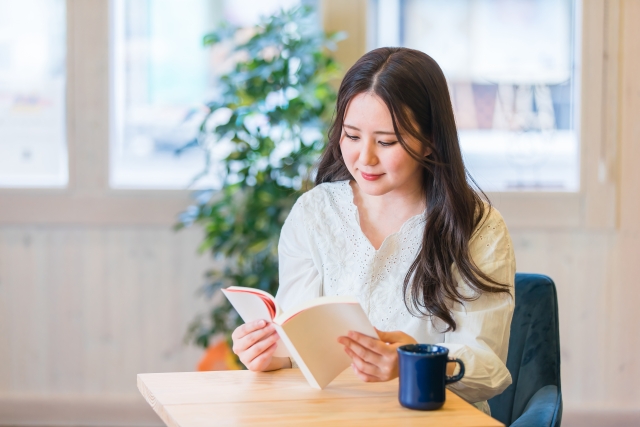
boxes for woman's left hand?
[337,328,418,382]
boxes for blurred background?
[0,0,638,426]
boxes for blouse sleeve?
[437,207,516,403]
[275,198,323,312]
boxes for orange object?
[197,339,243,371]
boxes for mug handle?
[445,358,465,384]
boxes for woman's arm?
[439,291,514,402]
[275,198,323,310]
[438,208,516,403]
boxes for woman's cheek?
[389,146,420,176]
[340,141,358,171]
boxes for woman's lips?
[360,171,384,181]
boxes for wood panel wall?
[0,226,211,395]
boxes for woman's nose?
[358,139,378,166]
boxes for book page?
[277,299,376,389]
[274,295,359,325]
[221,288,290,357]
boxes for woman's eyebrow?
[343,124,396,135]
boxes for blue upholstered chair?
[488,273,562,427]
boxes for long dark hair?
[315,47,510,331]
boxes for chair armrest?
[510,385,561,427]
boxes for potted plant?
[176,6,343,360]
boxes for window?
[110,0,300,189]
[0,0,612,228]
[0,0,67,187]
[371,0,579,192]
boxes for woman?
[231,47,516,414]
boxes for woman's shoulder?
[283,180,353,237]
[293,180,352,212]
[469,201,513,259]
[475,201,508,232]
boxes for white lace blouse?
[275,180,516,407]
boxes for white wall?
[0,226,209,395]
[0,227,212,426]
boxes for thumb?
[374,328,406,344]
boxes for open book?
[221,286,377,389]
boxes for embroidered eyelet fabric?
[276,180,516,408]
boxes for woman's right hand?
[231,320,290,371]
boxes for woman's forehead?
[343,93,394,130]
[343,92,419,135]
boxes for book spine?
[272,323,321,390]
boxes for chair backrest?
[488,273,562,426]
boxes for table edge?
[137,374,180,427]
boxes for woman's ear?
[423,146,433,157]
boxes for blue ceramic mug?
[397,344,465,410]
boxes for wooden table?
[138,368,504,427]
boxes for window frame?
[0,0,619,230]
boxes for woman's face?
[340,92,429,198]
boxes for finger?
[337,336,350,346]
[374,328,401,343]
[345,341,398,381]
[232,320,267,341]
[241,330,279,362]
[233,323,275,354]
[348,331,386,350]
[351,363,380,382]
[344,346,381,378]
[375,328,417,345]
[346,331,390,357]
[247,341,278,371]
[241,331,280,364]
[343,336,382,363]
[341,336,372,357]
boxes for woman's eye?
[378,140,398,147]
[345,132,359,141]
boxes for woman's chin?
[354,178,392,196]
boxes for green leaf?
[177,4,340,350]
